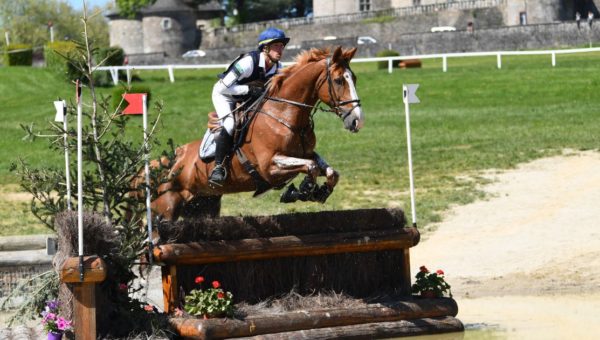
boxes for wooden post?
[162,264,178,313]
[61,255,107,340]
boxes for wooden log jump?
[153,208,463,339]
[170,298,459,339]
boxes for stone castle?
[108,0,600,64]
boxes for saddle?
[199,91,273,196]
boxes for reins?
[263,57,362,130]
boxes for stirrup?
[208,164,227,187]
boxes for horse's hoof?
[313,185,332,203]
[280,184,299,203]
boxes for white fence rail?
[95,47,600,85]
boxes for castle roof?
[141,0,195,15]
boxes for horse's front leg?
[270,155,320,178]
[313,152,339,191]
[273,154,338,203]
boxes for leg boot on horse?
[209,129,233,187]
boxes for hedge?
[376,49,400,70]
[4,44,33,66]
[44,41,82,82]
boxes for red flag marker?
[122,93,146,115]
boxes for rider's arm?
[215,55,254,96]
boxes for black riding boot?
[209,129,233,186]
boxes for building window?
[161,18,172,30]
[413,0,421,6]
[519,12,527,25]
[359,0,371,12]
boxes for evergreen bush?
[94,46,126,87]
[4,44,33,66]
[376,49,400,69]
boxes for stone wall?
[192,22,599,65]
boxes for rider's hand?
[247,85,264,99]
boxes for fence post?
[126,68,132,86]
[109,68,119,85]
[551,52,556,67]
[496,53,502,69]
[442,55,447,72]
[388,59,393,74]
[168,65,175,83]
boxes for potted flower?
[411,265,452,298]
[41,300,72,340]
[183,276,234,318]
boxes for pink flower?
[195,276,205,284]
[119,283,128,291]
[212,281,220,289]
[217,292,225,299]
[436,269,445,275]
[419,266,429,273]
[144,304,155,312]
[57,317,71,331]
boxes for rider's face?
[266,42,285,62]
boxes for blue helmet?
[257,27,290,50]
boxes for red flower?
[419,265,429,273]
[118,283,127,291]
[212,280,220,289]
[195,276,205,284]
[217,292,225,299]
[144,304,154,312]
[436,269,445,275]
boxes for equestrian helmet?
[257,27,290,50]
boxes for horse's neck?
[274,61,323,109]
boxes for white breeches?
[211,83,236,135]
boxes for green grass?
[1,52,599,235]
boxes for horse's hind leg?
[151,191,185,222]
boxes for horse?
[149,46,363,221]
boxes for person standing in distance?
[208,27,290,186]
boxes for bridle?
[265,57,361,123]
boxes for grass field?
[1,51,599,236]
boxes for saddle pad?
[199,128,216,162]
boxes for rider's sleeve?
[217,55,254,96]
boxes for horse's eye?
[334,78,344,86]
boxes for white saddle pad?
[199,128,216,161]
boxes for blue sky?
[67,0,113,10]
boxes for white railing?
[95,47,600,85]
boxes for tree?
[227,0,312,24]
[0,0,108,49]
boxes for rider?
[208,27,290,186]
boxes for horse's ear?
[332,46,343,64]
[344,47,357,61]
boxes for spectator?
[588,11,594,28]
[576,12,581,29]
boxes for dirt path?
[411,150,600,338]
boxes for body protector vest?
[218,50,279,85]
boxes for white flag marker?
[402,84,420,228]
[54,100,66,122]
[76,81,84,281]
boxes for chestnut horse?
[151,47,363,221]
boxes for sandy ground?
[411,150,600,339]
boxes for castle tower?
[141,0,199,57]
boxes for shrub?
[94,46,126,87]
[44,41,82,82]
[4,44,33,66]
[376,49,400,70]
[112,85,152,112]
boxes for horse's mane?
[268,47,331,95]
